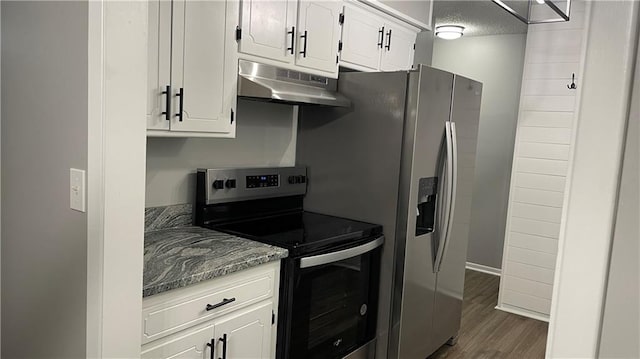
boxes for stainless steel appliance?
[296,65,482,359]
[195,166,384,359]
[237,60,351,107]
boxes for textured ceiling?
[433,0,528,37]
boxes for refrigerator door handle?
[434,121,454,272]
[435,121,458,272]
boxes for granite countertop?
[143,204,289,297]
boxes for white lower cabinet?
[142,303,273,359]
[142,262,280,359]
[141,323,215,359]
[213,302,274,359]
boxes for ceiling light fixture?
[435,25,465,40]
[535,0,546,4]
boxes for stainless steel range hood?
[237,60,351,107]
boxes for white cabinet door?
[380,22,417,71]
[213,302,273,359]
[295,0,341,75]
[170,0,238,135]
[339,3,384,71]
[141,323,214,359]
[239,0,297,64]
[147,0,172,130]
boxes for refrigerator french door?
[296,66,482,359]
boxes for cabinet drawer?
[142,268,275,344]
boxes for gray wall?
[146,99,297,207]
[432,34,526,269]
[1,2,87,357]
[379,0,432,25]
[0,3,3,353]
[598,38,639,358]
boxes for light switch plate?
[70,168,86,212]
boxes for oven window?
[289,249,380,359]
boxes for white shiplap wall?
[497,1,590,320]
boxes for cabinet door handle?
[378,27,385,48]
[300,30,308,57]
[161,85,171,121]
[385,29,392,51]
[287,26,295,55]
[206,297,236,311]
[175,87,184,122]
[218,334,228,359]
[206,338,215,359]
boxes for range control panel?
[198,166,307,204]
[246,174,279,188]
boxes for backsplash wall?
[146,99,297,207]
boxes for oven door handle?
[299,236,384,268]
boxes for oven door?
[289,236,383,359]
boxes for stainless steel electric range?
[195,166,384,359]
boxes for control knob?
[212,180,224,190]
[225,179,236,189]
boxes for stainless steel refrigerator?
[296,65,482,359]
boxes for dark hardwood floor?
[429,270,548,359]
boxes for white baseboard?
[465,261,502,276]
[495,304,550,323]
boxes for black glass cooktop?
[212,211,382,257]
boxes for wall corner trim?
[546,1,640,358]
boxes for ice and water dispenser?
[415,177,438,236]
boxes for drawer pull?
[206,297,236,311]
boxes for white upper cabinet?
[295,0,341,74]
[147,0,172,131]
[339,3,384,71]
[239,0,297,64]
[147,0,238,137]
[170,0,237,135]
[379,21,417,71]
[339,2,419,72]
[237,0,341,78]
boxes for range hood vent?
[237,60,351,107]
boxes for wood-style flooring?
[429,270,548,359]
